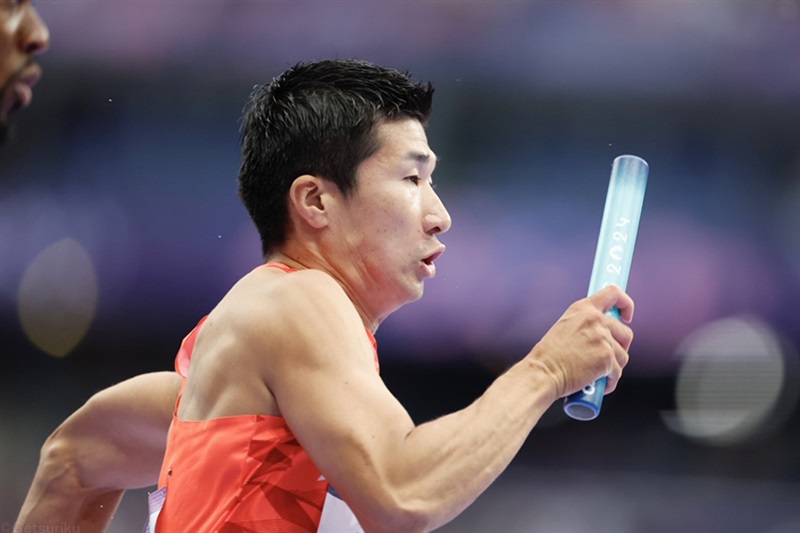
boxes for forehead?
[370,118,437,168]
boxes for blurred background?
[1,1,798,531]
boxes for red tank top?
[155,263,378,532]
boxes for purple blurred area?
[1,1,798,531]
[2,0,797,370]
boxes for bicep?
[278,356,414,493]
[259,278,414,505]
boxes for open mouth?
[1,64,42,115]
[422,249,443,266]
[420,247,445,275]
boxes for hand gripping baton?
[563,155,649,421]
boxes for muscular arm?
[15,371,181,533]
[249,273,634,533]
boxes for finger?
[589,285,635,323]
[604,351,627,395]
[605,371,619,394]
[603,353,620,394]
[614,342,630,372]
[607,318,634,352]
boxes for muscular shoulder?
[181,267,372,419]
[218,267,369,365]
[232,267,355,329]
[272,268,352,314]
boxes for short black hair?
[237,59,434,258]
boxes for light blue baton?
[563,155,649,421]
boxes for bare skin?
[15,372,181,533]
[0,0,48,138]
[16,118,634,533]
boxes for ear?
[289,175,331,229]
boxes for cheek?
[347,189,422,252]
[372,207,417,245]
[356,214,410,260]
[0,36,13,86]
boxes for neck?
[265,248,392,334]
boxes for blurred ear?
[289,175,331,229]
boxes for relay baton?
[563,155,649,421]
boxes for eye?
[405,176,421,185]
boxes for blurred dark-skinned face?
[1,0,49,144]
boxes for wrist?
[521,350,562,404]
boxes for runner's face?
[330,118,451,315]
[0,0,49,128]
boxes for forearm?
[16,490,123,533]
[375,287,634,530]
[76,491,125,533]
[364,359,557,532]
[15,434,124,533]
[15,372,179,532]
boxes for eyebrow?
[405,151,439,165]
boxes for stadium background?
[2,2,798,531]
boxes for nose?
[424,188,452,236]
[20,5,50,56]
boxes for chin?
[391,284,424,310]
[407,283,425,303]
